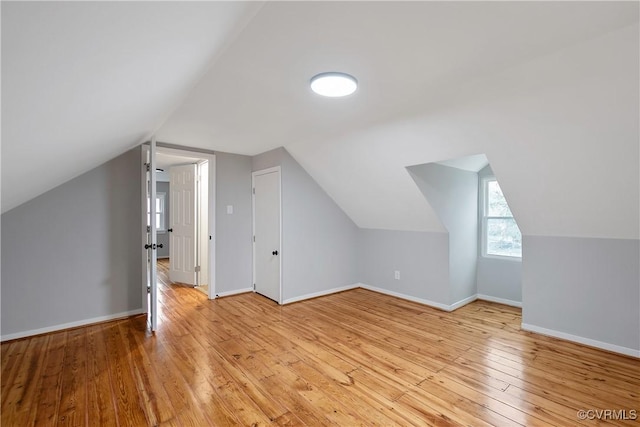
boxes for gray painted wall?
[358,229,450,304]
[156,181,170,258]
[215,152,253,294]
[1,148,142,337]
[522,236,639,353]
[476,165,522,303]
[252,147,359,302]
[477,257,522,303]
[408,163,478,304]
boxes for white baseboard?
[359,283,456,311]
[521,323,640,358]
[477,294,522,308]
[215,287,253,298]
[449,294,478,311]
[282,284,360,305]
[1,308,145,342]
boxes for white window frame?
[481,177,521,260]
[148,192,167,233]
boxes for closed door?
[170,164,197,286]
[253,168,281,303]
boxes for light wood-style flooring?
[2,265,639,425]
[160,258,209,296]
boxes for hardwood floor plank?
[32,332,67,427]
[103,322,149,426]
[57,328,87,426]
[1,334,50,426]
[117,321,177,426]
[1,338,30,409]
[86,324,119,426]
[3,260,639,426]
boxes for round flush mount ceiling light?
[310,72,358,97]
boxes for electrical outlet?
[394,270,400,280]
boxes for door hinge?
[195,265,201,273]
[146,225,150,233]
[253,283,256,290]
[253,235,255,242]
[252,188,255,194]
[144,163,150,172]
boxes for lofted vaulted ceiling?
[3,2,638,238]
[1,1,264,213]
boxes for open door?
[169,164,197,286]
[143,139,160,331]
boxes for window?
[147,192,166,232]
[482,178,521,258]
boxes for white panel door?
[253,169,281,303]
[170,164,197,286]
[145,139,159,331]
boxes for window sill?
[482,254,522,262]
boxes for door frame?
[142,144,217,308]
[251,166,283,304]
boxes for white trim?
[449,294,478,311]
[1,309,144,342]
[281,284,360,305]
[480,175,522,259]
[359,283,454,311]
[521,323,640,358]
[482,254,522,262]
[252,166,281,176]
[477,294,522,308]
[251,166,283,304]
[216,288,254,298]
[141,146,149,314]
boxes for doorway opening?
[142,144,216,322]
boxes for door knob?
[168,228,173,233]
[157,244,163,249]
[145,244,153,250]
[272,250,279,256]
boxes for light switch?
[226,205,233,214]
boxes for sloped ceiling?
[1,1,263,213]
[3,2,638,239]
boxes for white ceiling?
[436,154,489,173]
[3,2,638,238]
[157,1,637,155]
[1,1,263,212]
